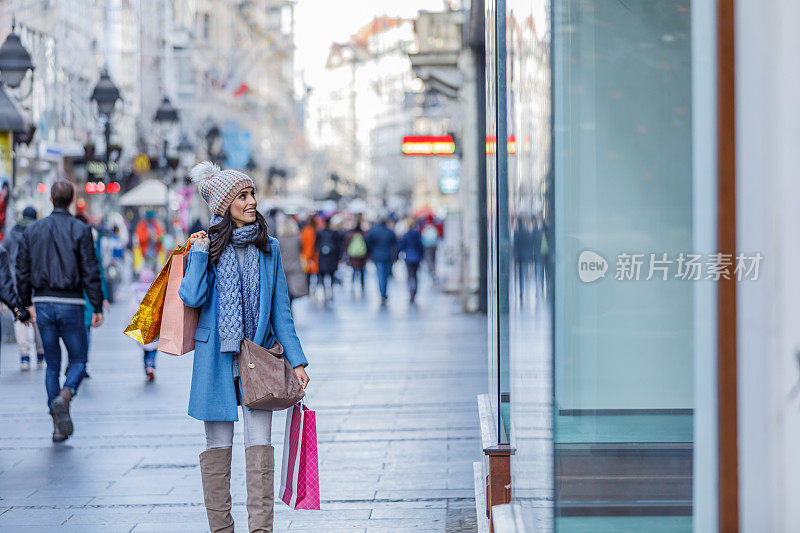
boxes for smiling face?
[229,187,257,227]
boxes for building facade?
[1,0,300,228]
[307,16,418,205]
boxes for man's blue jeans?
[36,302,88,410]
[375,261,392,299]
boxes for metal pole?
[105,117,116,222]
[473,5,488,314]
[10,137,15,189]
[104,119,111,168]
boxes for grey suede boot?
[50,387,73,437]
[50,413,67,442]
[245,445,275,533]
[199,447,235,533]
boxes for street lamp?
[154,96,179,170]
[205,124,222,162]
[0,28,34,89]
[0,24,33,189]
[177,134,194,155]
[90,69,121,181]
[91,69,121,118]
[154,96,179,124]
[177,134,195,183]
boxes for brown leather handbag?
[239,338,305,410]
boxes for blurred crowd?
[0,199,446,380]
[269,209,444,306]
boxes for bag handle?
[176,237,193,253]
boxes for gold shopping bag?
[123,240,190,345]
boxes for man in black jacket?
[16,181,104,442]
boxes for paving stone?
[370,507,448,520]
[0,274,485,531]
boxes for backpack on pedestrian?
[347,232,367,259]
[422,225,439,248]
[317,230,337,258]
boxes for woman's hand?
[188,231,210,248]
[294,366,310,389]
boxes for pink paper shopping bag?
[157,252,199,355]
[280,402,320,510]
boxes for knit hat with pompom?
[190,161,255,216]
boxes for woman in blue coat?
[180,162,310,533]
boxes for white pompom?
[190,161,220,184]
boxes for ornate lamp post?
[0,27,34,89]
[177,133,195,184]
[0,24,34,188]
[154,96,179,177]
[154,96,179,124]
[177,134,194,156]
[205,124,222,163]
[90,69,121,176]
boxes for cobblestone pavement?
[0,269,486,532]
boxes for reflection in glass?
[552,1,694,531]
[490,0,707,530]
[505,0,556,530]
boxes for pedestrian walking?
[134,211,165,273]
[75,214,110,381]
[299,214,318,291]
[366,217,397,303]
[513,216,534,303]
[15,181,104,442]
[315,217,340,302]
[128,268,159,381]
[0,242,33,375]
[533,215,548,298]
[276,215,309,306]
[5,206,44,370]
[343,221,368,296]
[398,221,425,303]
[182,162,310,533]
[104,225,125,303]
[421,217,440,281]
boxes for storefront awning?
[118,179,168,207]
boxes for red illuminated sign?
[84,181,120,194]
[486,135,517,155]
[402,135,456,156]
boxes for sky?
[293,0,448,89]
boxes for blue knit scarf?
[212,216,260,353]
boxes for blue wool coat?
[178,237,308,422]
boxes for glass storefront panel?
[506,0,555,530]
[487,0,717,531]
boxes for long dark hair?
[208,210,271,264]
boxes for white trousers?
[14,319,43,358]
[204,405,272,449]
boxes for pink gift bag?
[157,252,199,355]
[280,402,320,510]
